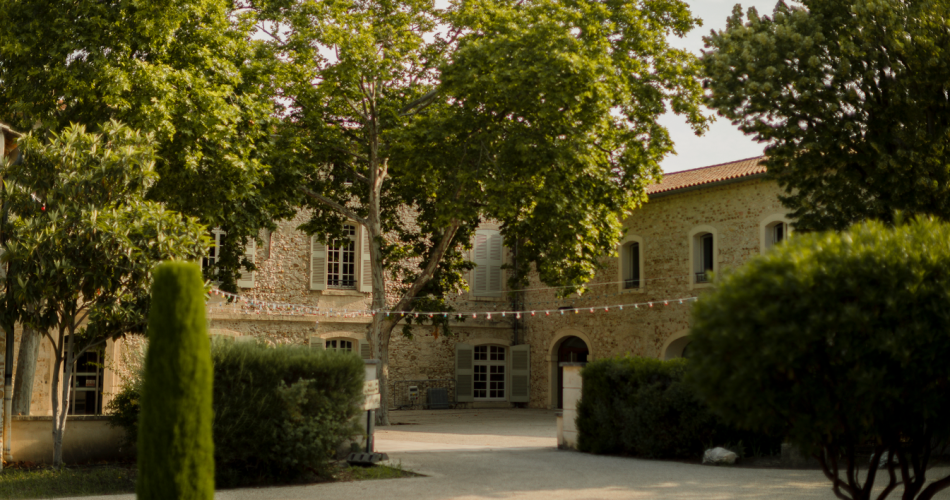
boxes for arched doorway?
[556,336,589,409]
[662,330,691,360]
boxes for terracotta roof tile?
[646,156,767,195]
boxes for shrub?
[211,340,364,487]
[576,356,778,458]
[137,262,214,499]
[111,338,365,487]
[687,217,950,500]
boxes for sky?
[659,0,781,173]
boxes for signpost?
[362,379,380,411]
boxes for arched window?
[617,234,645,292]
[761,214,793,252]
[326,339,353,352]
[689,226,718,286]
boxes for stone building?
[10,155,793,416]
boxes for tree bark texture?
[13,325,40,415]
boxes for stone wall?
[8,176,791,415]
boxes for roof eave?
[646,172,769,200]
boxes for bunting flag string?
[207,288,698,320]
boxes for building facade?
[10,156,795,414]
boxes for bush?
[111,339,365,487]
[576,356,778,458]
[687,217,950,499]
[137,262,214,499]
[211,340,364,487]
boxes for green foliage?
[703,0,950,232]
[262,0,708,305]
[0,123,208,466]
[106,385,141,450]
[687,217,950,499]
[112,339,365,487]
[576,357,778,459]
[210,341,364,487]
[137,262,214,500]
[0,0,295,289]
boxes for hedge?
[110,340,365,487]
[575,356,780,458]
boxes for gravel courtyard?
[72,408,950,500]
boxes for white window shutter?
[486,232,503,297]
[309,336,325,351]
[360,227,372,293]
[455,343,474,403]
[473,232,488,296]
[510,344,530,403]
[310,236,327,291]
[236,239,256,288]
[358,339,371,360]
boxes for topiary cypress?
[137,262,214,499]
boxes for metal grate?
[393,379,457,409]
[695,272,709,283]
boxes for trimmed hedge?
[211,340,364,486]
[576,356,780,458]
[110,340,365,487]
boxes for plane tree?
[257,0,708,423]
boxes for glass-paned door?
[473,345,506,400]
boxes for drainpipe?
[511,238,523,346]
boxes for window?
[326,339,353,352]
[68,345,104,415]
[310,223,371,292]
[202,229,226,271]
[698,234,713,282]
[473,345,506,400]
[472,229,504,298]
[760,215,793,252]
[201,228,255,288]
[689,226,717,286]
[327,224,357,289]
[624,242,640,289]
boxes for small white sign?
[362,393,381,410]
[363,379,379,396]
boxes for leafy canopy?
[265,0,709,303]
[702,0,950,232]
[2,122,209,349]
[687,217,950,500]
[0,0,293,289]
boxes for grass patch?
[0,461,416,498]
[341,462,416,481]
[0,464,136,499]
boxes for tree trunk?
[13,325,40,415]
[51,331,74,468]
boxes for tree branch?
[297,186,369,227]
[400,89,440,116]
[390,220,462,313]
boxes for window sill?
[690,282,715,290]
[469,295,506,302]
[619,287,647,294]
[321,289,366,297]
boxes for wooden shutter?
[358,339,371,360]
[309,336,324,351]
[310,235,327,291]
[473,230,503,297]
[237,239,256,288]
[360,227,372,293]
[510,344,530,403]
[486,231,503,297]
[473,232,488,296]
[455,343,474,403]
